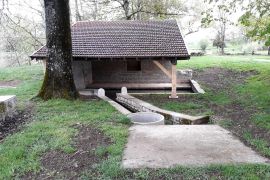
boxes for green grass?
[179,55,270,131]
[0,59,270,179]
[179,55,270,157]
[0,65,129,179]
[0,65,43,105]
[0,98,129,179]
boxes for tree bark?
[38,0,77,100]
[268,46,270,56]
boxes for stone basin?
[127,112,164,125]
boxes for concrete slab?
[122,125,269,168]
[190,80,205,94]
[0,95,17,121]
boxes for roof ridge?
[73,19,177,24]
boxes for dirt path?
[0,80,21,88]
[0,103,33,142]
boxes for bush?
[199,39,209,52]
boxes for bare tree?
[0,0,46,66]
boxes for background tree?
[213,34,226,53]
[0,0,45,66]
[70,0,111,21]
[238,0,270,55]
[199,39,209,53]
[210,0,270,55]
[38,0,77,100]
[202,0,233,55]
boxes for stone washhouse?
[30,20,190,98]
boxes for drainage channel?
[104,88,209,125]
[105,89,138,113]
[105,89,167,125]
[81,87,209,125]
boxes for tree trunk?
[136,0,141,20]
[93,0,98,20]
[268,46,270,56]
[123,0,131,20]
[38,0,77,100]
[75,0,82,21]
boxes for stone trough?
[0,95,17,122]
[80,88,209,125]
[116,88,209,125]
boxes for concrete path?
[122,125,269,168]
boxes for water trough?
[79,87,209,125]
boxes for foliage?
[199,39,209,52]
[237,0,270,47]
[206,0,270,54]
[213,34,226,49]
[239,12,270,46]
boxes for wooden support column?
[169,59,178,99]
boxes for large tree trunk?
[268,46,270,56]
[38,0,77,100]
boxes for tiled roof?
[30,20,189,59]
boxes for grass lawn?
[0,56,270,179]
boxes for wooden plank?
[153,60,172,79]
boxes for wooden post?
[169,60,178,99]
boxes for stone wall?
[72,59,192,89]
[91,60,172,84]
[39,59,191,90]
